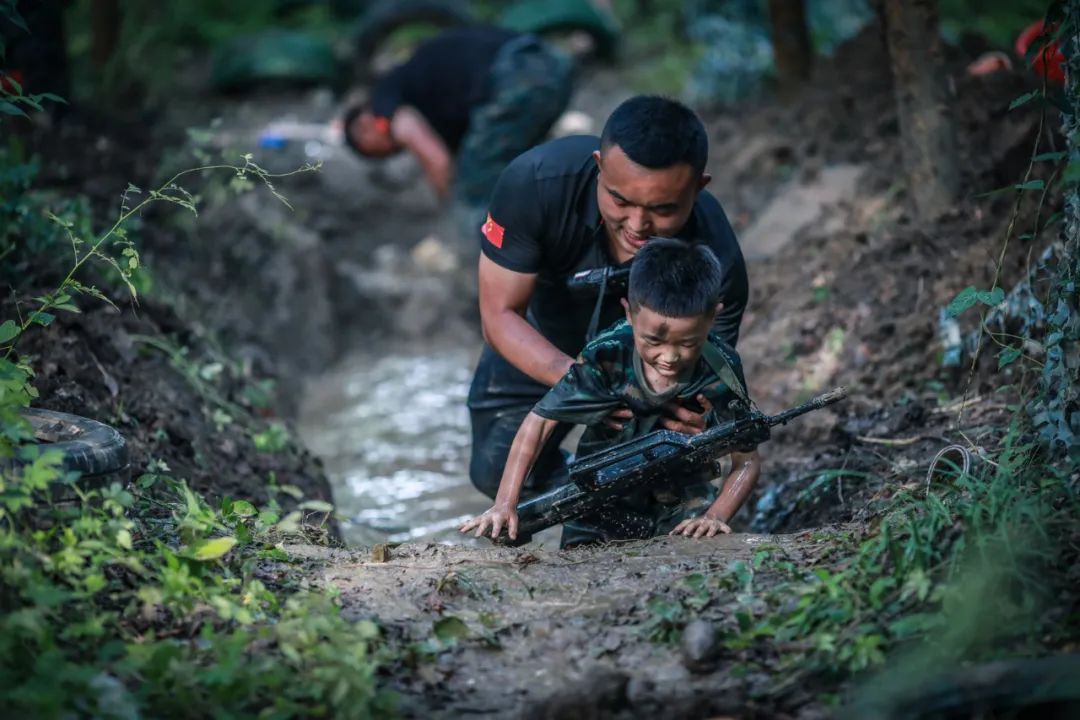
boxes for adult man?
[469,95,749,500]
[343,26,573,227]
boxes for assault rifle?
[567,265,631,295]
[496,386,848,544]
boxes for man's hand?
[670,514,732,539]
[604,406,633,430]
[459,503,519,540]
[659,394,713,435]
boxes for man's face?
[623,300,715,382]
[348,111,400,158]
[594,145,709,264]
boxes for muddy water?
[298,346,494,546]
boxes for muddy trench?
[23,22,1053,717]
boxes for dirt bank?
[15,297,336,517]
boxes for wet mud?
[286,529,842,718]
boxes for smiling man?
[468,95,748,500]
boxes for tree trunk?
[880,0,960,222]
[767,0,813,93]
[1033,1,1080,459]
[90,0,119,69]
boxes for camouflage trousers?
[454,34,574,218]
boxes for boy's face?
[622,300,719,381]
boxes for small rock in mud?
[681,619,720,672]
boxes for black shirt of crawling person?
[369,25,520,152]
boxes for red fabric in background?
[0,69,25,93]
[1016,19,1066,85]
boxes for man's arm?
[478,254,577,387]
[392,106,453,201]
[459,411,559,540]
[670,450,762,538]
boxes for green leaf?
[6,7,29,33]
[1008,90,1039,110]
[888,612,940,638]
[188,536,237,561]
[0,101,26,116]
[0,319,20,344]
[231,500,257,517]
[974,185,1014,198]
[998,347,1022,369]
[116,529,133,550]
[1032,151,1067,163]
[299,500,334,513]
[1014,180,1045,191]
[433,616,470,643]
[29,311,55,327]
[976,287,1005,307]
[1063,161,1080,184]
[946,286,978,317]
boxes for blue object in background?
[258,134,289,149]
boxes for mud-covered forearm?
[494,412,559,507]
[706,450,762,522]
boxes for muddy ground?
[17,20,1061,719]
[288,531,842,719]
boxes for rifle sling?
[701,342,750,407]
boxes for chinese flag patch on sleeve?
[482,213,505,249]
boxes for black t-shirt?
[370,26,519,152]
[480,135,749,359]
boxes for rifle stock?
[496,386,848,544]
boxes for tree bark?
[1033,1,1080,458]
[880,0,961,222]
[767,0,813,93]
[90,0,119,69]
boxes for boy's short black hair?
[628,238,723,318]
[600,95,708,175]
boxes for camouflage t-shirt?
[533,319,749,458]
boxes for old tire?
[351,0,473,64]
[18,407,129,485]
[499,0,621,60]
[211,30,342,92]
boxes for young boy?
[459,238,762,547]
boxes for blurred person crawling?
[460,238,762,548]
[342,26,574,231]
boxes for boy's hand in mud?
[670,514,731,539]
[660,394,713,435]
[459,504,519,540]
[603,406,634,430]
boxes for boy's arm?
[459,411,560,540]
[671,450,762,538]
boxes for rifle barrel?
[766,386,848,427]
